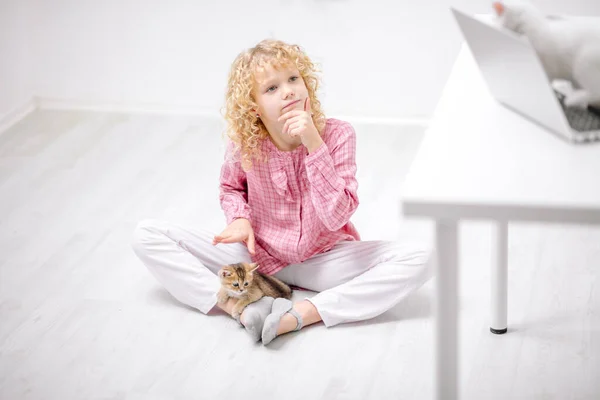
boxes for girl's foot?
[261,298,303,345]
[239,296,275,342]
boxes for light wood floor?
[1,109,599,399]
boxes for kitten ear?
[219,268,232,278]
[249,263,260,272]
[493,2,505,16]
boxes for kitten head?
[493,1,544,35]
[218,262,260,297]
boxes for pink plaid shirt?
[219,118,361,275]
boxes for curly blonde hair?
[223,39,326,171]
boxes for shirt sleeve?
[304,122,359,231]
[219,142,252,225]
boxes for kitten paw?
[231,306,242,320]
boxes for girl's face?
[252,63,309,151]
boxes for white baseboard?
[37,97,431,129]
[0,98,37,135]
[38,97,223,119]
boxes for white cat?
[493,1,600,108]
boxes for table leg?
[435,220,459,400]
[490,221,508,334]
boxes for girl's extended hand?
[212,218,256,255]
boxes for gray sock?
[261,298,303,346]
[240,296,275,342]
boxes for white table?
[401,45,600,400]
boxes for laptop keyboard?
[554,90,600,133]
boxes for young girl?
[132,39,434,345]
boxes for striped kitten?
[217,262,292,320]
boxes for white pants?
[131,219,434,327]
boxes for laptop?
[451,8,600,143]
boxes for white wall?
[0,0,34,131]
[3,0,600,126]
